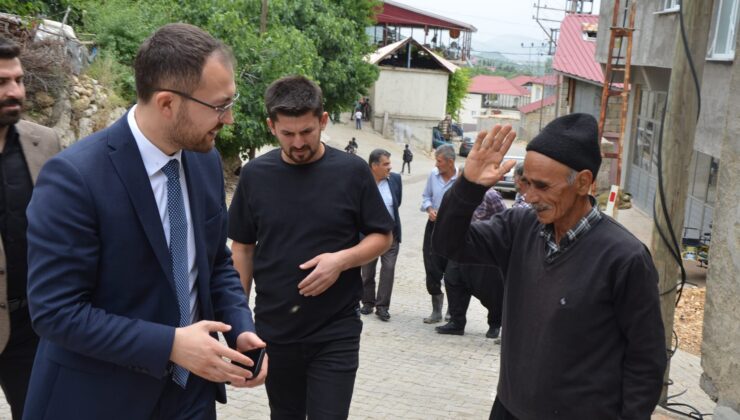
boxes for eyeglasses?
[155,88,239,121]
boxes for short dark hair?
[134,23,233,102]
[368,148,391,166]
[0,37,21,60]
[264,75,324,121]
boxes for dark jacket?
[24,114,254,419]
[433,177,666,420]
[387,172,403,243]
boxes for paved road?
[1,121,713,419]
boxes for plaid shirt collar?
[539,196,601,261]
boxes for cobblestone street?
[1,119,715,419]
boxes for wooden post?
[651,0,713,404]
[260,0,268,34]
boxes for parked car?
[458,136,474,157]
[494,155,525,195]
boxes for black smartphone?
[232,347,266,380]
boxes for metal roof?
[366,37,458,73]
[468,75,530,96]
[518,95,557,114]
[376,0,477,32]
[509,75,536,87]
[552,14,604,84]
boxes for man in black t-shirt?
[228,75,393,419]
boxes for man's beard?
[169,108,219,153]
[0,98,23,127]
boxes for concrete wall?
[696,62,732,158]
[595,0,678,68]
[370,67,448,122]
[596,0,729,161]
[369,66,449,152]
[478,114,521,139]
[517,106,553,143]
[371,114,439,153]
[700,26,740,420]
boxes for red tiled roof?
[468,75,530,96]
[509,75,535,86]
[552,14,603,84]
[518,95,556,114]
[531,74,560,86]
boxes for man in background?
[0,36,61,420]
[360,149,402,322]
[435,187,506,339]
[402,144,413,174]
[420,144,458,324]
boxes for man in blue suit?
[23,24,266,419]
[360,149,402,321]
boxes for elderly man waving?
[433,113,666,420]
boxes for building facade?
[596,1,740,417]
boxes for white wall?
[371,67,449,120]
[460,93,482,126]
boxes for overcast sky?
[389,0,602,62]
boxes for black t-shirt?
[228,145,394,344]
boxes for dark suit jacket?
[24,114,253,419]
[0,120,60,353]
[387,172,402,243]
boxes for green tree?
[179,0,380,159]
[446,67,471,120]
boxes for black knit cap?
[525,113,601,177]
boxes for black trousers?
[0,306,39,420]
[150,373,217,419]
[422,220,447,296]
[489,397,519,420]
[444,261,504,329]
[265,336,360,419]
[401,161,411,174]
[361,240,400,309]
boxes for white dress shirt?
[128,105,199,323]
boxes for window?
[708,0,740,60]
[631,90,667,176]
[662,0,680,11]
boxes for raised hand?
[463,124,518,187]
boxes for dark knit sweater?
[433,177,666,420]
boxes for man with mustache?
[228,75,393,419]
[0,37,60,420]
[433,113,666,420]
[24,24,266,419]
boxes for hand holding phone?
[232,347,266,380]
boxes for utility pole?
[651,0,713,404]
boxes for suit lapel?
[16,121,57,184]
[106,116,173,289]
